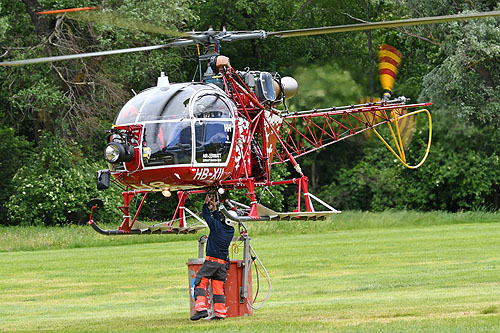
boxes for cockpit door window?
[143,121,192,166]
[191,90,235,165]
[195,121,233,164]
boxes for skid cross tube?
[87,189,207,235]
[88,218,198,235]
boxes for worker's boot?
[209,315,224,320]
[190,310,208,321]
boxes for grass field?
[1,211,500,331]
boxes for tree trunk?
[311,153,318,192]
[360,0,375,95]
[475,62,495,88]
[21,0,52,38]
[21,0,60,142]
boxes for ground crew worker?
[190,194,235,321]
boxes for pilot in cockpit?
[195,100,224,118]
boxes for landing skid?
[89,219,205,235]
[221,199,340,222]
[87,196,208,236]
[87,176,341,235]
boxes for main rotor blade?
[0,45,169,66]
[268,11,500,38]
[36,7,98,15]
[36,6,190,38]
[0,38,200,66]
[3,10,499,66]
[65,11,191,38]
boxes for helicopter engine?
[236,70,298,105]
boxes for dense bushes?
[6,133,121,226]
[322,148,500,212]
[0,128,33,224]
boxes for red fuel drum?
[187,258,253,318]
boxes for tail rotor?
[359,44,431,168]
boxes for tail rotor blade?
[378,45,402,100]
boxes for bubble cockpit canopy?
[116,83,234,124]
[113,83,236,167]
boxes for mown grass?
[1,210,498,252]
[0,223,201,252]
[1,211,500,331]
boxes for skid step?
[221,203,340,222]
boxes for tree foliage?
[0,0,499,226]
[420,16,500,125]
[394,0,500,125]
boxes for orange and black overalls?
[193,204,234,318]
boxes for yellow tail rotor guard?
[372,109,432,169]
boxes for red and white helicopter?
[3,8,499,234]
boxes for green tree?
[312,0,500,212]
[393,0,500,125]
[420,16,500,125]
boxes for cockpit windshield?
[193,93,233,118]
[138,87,191,122]
[115,88,155,125]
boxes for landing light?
[162,188,172,198]
[104,144,120,163]
[104,142,135,163]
